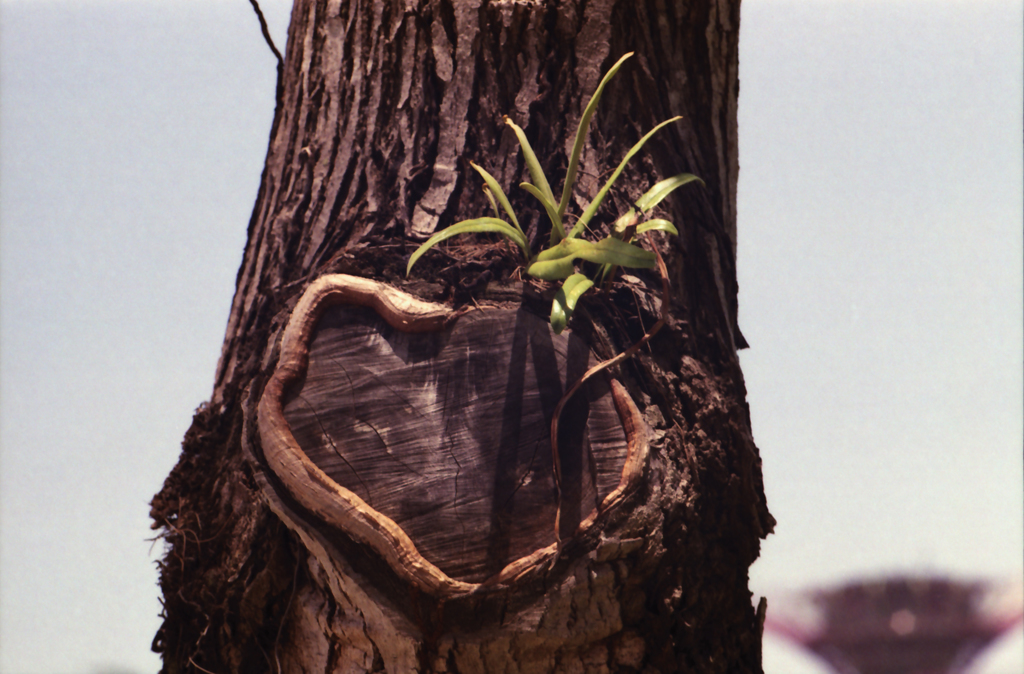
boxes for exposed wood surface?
[259,274,649,594]
[287,305,626,582]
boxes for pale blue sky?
[1,1,1021,672]
[739,1,1023,669]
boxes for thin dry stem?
[550,235,670,538]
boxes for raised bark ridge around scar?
[257,274,649,597]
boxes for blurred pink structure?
[764,575,1024,674]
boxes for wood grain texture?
[258,274,649,595]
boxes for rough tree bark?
[150,0,774,672]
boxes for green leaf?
[559,52,634,220]
[528,236,655,280]
[504,118,556,205]
[550,299,568,334]
[550,273,594,334]
[470,162,523,234]
[560,273,594,315]
[635,218,678,236]
[613,208,638,235]
[483,186,501,220]
[527,256,577,281]
[597,262,616,284]
[569,116,683,239]
[406,217,530,276]
[635,173,704,213]
[504,117,565,243]
[520,182,566,245]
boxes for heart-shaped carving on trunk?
[258,275,648,597]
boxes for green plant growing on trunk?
[407,52,702,334]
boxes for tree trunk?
[150,1,774,672]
